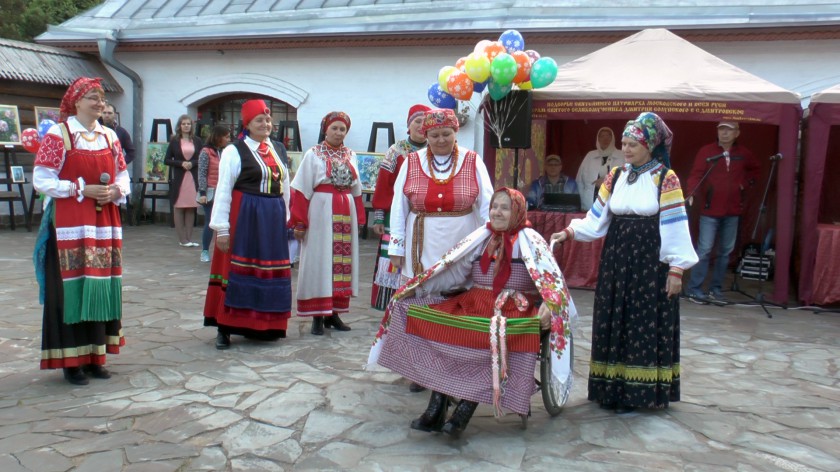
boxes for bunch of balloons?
[20,119,56,153]
[427,29,559,108]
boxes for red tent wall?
[485,99,801,304]
[798,102,840,304]
[545,119,782,274]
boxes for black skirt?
[587,214,680,409]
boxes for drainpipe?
[97,34,143,182]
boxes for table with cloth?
[811,224,840,305]
[529,210,603,289]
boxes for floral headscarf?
[60,77,103,121]
[622,112,673,168]
[421,108,460,135]
[480,188,531,297]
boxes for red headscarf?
[480,188,531,297]
[60,77,103,121]
[406,104,431,126]
[241,99,271,128]
[320,111,351,139]
[421,108,459,135]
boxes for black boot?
[311,316,325,335]
[410,391,450,432]
[63,367,89,386]
[83,364,111,379]
[442,399,478,437]
[324,313,351,331]
[215,330,231,350]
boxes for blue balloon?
[427,83,457,109]
[499,29,525,53]
[38,119,56,139]
[473,80,487,94]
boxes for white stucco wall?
[6,37,840,221]
[107,38,840,158]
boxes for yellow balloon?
[464,52,491,83]
[438,66,458,93]
[517,80,534,90]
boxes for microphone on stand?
[768,153,783,161]
[706,151,730,163]
[96,172,111,212]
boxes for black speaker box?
[486,90,533,149]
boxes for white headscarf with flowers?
[367,222,577,408]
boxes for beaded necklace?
[426,144,459,185]
[626,159,660,185]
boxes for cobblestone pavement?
[0,225,838,471]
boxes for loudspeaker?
[487,90,532,149]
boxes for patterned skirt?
[587,215,680,409]
[204,191,292,339]
[371,214,400,310]
[41,225,124,369]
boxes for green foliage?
[0,0,104,42]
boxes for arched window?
[196,94,298,149]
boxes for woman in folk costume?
[290,111,366,335]
[32,77,129,385]
[388,108,493,286]
[370,104,430,310]
[576,127,625,211]
[551,112,698,413]
[204,99,292,350]
[369,188,576,437]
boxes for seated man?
[367,188,576,438]
[527,154,578,209]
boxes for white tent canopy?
[533,28,800,104]
[810,83,840,104]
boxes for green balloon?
[487,78,513,101]
[490,53,517,86]
[531,57,558,88]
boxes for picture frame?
[287,151,304,177]
[144,142,169,182]
[0,104,23,145]
[34,106,61,126]
[355,152,386,192]
[10,165,25,183]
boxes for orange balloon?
[446,71,474,101]
[455,56,467,72]
[512,50,532,84]
[483,41,507,61]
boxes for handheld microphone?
[706,151,730,163]
[96,172,111,212]
[769,153,783,161]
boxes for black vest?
[233,140,283,197]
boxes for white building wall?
[7,37,840,221]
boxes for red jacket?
[686,142,760,217]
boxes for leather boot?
[311,316,325,336]
[83,364,111,379]
[63,367,89,386]
[442,399,478,437]
[215,330,231,350]
[410,391,450,432]
[324,313,351,331]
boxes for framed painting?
[144,142,169,181]
[10,165,25,183]
[34,106,61,126]
[0,105,22,145]
[355,152,385,192]
[287,151,304,176]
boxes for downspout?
[97,34,143,183]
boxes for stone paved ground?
[0,225,838,471]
